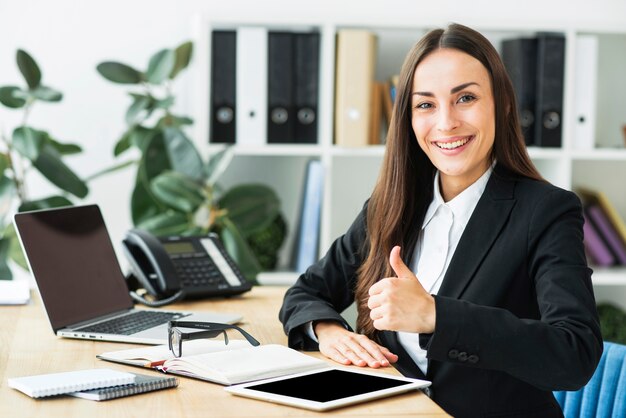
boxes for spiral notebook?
[8,368,136,398]
[68,373,178,401]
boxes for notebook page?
[163,344,326,384]
[97,339,252,366]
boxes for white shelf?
[330,145,386,157]
[571,148,626,160]
[526,147,566,160]
[208,144,323,157]
[592,267,626,285]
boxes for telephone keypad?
[173,255,231,294]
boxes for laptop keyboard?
[75,310,187,335]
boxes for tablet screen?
[242,369,410,402]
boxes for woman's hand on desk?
[314,321,398,368]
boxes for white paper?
[0,280,30,305]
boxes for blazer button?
[448,349,459,359]
[468,354,479,364]
[457,352,468,362]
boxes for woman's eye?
[415,102,433,110]
[458,94,476,103]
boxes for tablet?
[224,367,431,411]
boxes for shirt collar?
[421,163,494,229]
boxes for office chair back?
[554,341,626,418]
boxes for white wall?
[1,0,625,256]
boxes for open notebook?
[97,340,326,385]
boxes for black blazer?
[279,165,602,418]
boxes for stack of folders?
[210,27,320,145]
[501,33,566,148]
[577,187,626,267]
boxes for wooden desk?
[0,286,448,417]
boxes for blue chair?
[554,341,626,418]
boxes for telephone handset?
[122,229,252,307]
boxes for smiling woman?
[280,23,603,418]
[410,50,495,201]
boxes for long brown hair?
[355,23,544,339]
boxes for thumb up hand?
[367,246,436,333]
[389,245,415,280]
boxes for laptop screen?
[14,205,133,331]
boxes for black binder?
[293,32,320,144]
[501,38,538,146]
[534,33,565,148]
[210,30,236,144]
[267,32,295,144]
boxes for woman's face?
[411,48,495,200]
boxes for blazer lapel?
[437,167,517,299]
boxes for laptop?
[13,204,243,345]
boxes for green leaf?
[142,131,172,181]
[11,89,29,100]
[146,49,176,84]
[132,165,165,225]
[0,237,13,280]
[133,128,202,222]
[114,129,133,156]
[150,171,205,213]
[218,184,280,237]
[0,153,10,174]
[18,195,73,212]
[205,146,234,184]
[0,86,27,108]
[245,213,287,271]
[12,126,46,160]
[125,95,152,125]
[17,49,41,89]
[0,174,15,196]
[0,175,16,228]
[154,95,175,109]
[162,127,203,180]
[31,85,62,102]
[136,211,190,237]
[4,224,28,271]
[129,126,156,153]
[219,218,261,282]
[173,115,193,125]
[33,145,89,198]
[170,41,193,79]
[115,125,155,156]
[97,61,143,84]
[157,114,193,129]
[47,137,82,155]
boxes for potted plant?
[96,41,284,281]
[0,50,89,279]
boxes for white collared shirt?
[398,165,493,374]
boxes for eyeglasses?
[168,321,260,358]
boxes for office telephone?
[122,229,252,307]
